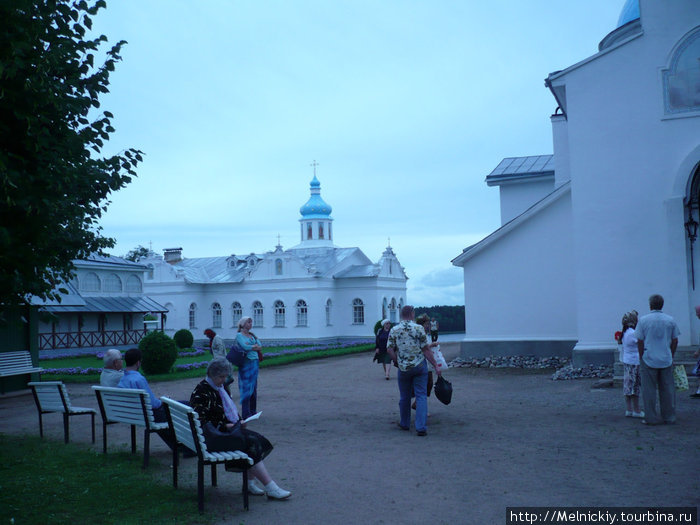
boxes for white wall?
[499,179,555,225]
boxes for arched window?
[212,302,222,328]
[104,273,122,292]
[325,299,332,326]
[389,298,397,323]
[352,298,364,325]
[318,222,324,239]
[307,223,313,240]
[252,301,264,328]
[275,259,283,275]
[274,300,286,327]
[232,302,242,325]
[189,303,197,330]
[382,298,388,319]
[663,28,700,114]
[296,299,308,327]
[125,275,142,293]
[81,272,100,292]
[328,223,332,240]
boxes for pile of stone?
[550,364,614,381]
[448,355,570,370]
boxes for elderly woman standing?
[374,319,393,380]
[620,310,644,418]
[236,316,263,419]
[190,358,291,499]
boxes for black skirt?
[202,422,273,464]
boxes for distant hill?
[415,305,465,333]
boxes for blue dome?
[300,176,332,218]
[617,0,640,28]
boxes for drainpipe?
[544,76,567,119]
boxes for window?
[382,298,388,319]
[252,301,264,328]
[81,272,100,292]
[663,28,700,114]
[104,273,122,292]
[328,223,332,240]
[307,223,313,240]
[232,302,242,325]
[275,259,283,275]
[274,300,286,327]
[389,298,397,323]
[318,222,324,239]
[325,299,332,326]
[212,302,222,328]
[189,303,197,330]
[126,275,142,293]
[296,299,308,327]
[352,298,364,325]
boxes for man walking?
[635,294,680,425]
[387,305,441,436]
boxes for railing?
[38,329,158,350]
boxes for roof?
[75,254,147,270]
[333,264,380,279]
[486,155,554,186]
[42,295,167,313]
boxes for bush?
[173,329,194,349]
[139,331,178,375]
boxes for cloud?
[420,267,463,288]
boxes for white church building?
[142,176,407,341]
[453,0,700,366]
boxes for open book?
[242,411,262,424]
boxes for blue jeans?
[398,359,428,432]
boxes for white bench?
[162,397,254,513]
[0,351,43,393]
[27,381,96,444]
[92,385,170,469]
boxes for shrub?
[173,329,194,349]
[139,331,178,375]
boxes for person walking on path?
[236,316,263,419]
[204,328,227,359]
[635,294,680,425]
[374,319,393,380]
[386,305,441,436]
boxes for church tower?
[298,174,334,247]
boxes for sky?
[93,0,626,306]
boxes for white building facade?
[453,0,700,366]
[142,176,407,341]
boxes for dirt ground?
[1,350,698,525]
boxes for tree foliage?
[123,245,153,262]
[415,305,465,333]
[138,331,177,375]
[0,0,143,305]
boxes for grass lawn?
[0,434,214,525]
[39,343,374,383]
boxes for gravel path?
[1,351,698,524]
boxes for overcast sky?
[94,0,625,306]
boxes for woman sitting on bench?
[189,358,291,500]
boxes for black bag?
[434,375,453,405]
[226,341,247,368]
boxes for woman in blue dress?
[235,316,263,418]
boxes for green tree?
[0,0,142,306]
[123,245,153,262]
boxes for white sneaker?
[265,481,291,500]
[632,411,645,418]
[246,480,265,496]
[625,410,633,417]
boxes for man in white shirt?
[635,294,680,425]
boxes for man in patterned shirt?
[387,305,441,436]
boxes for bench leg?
[211,463,217,486]
[143,429,150,469]
[102,422,108,453]
[172,445,179,489]
[242,469,249,511]
[130,425,136,454]
[63,413,69,444]
[38,412,44,439]
[90,413,95,444]
[198,462,205,512]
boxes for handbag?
[226,341,247,368]
[434,375,453,405]
[673,364,689,391]
[432,346,449,371]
